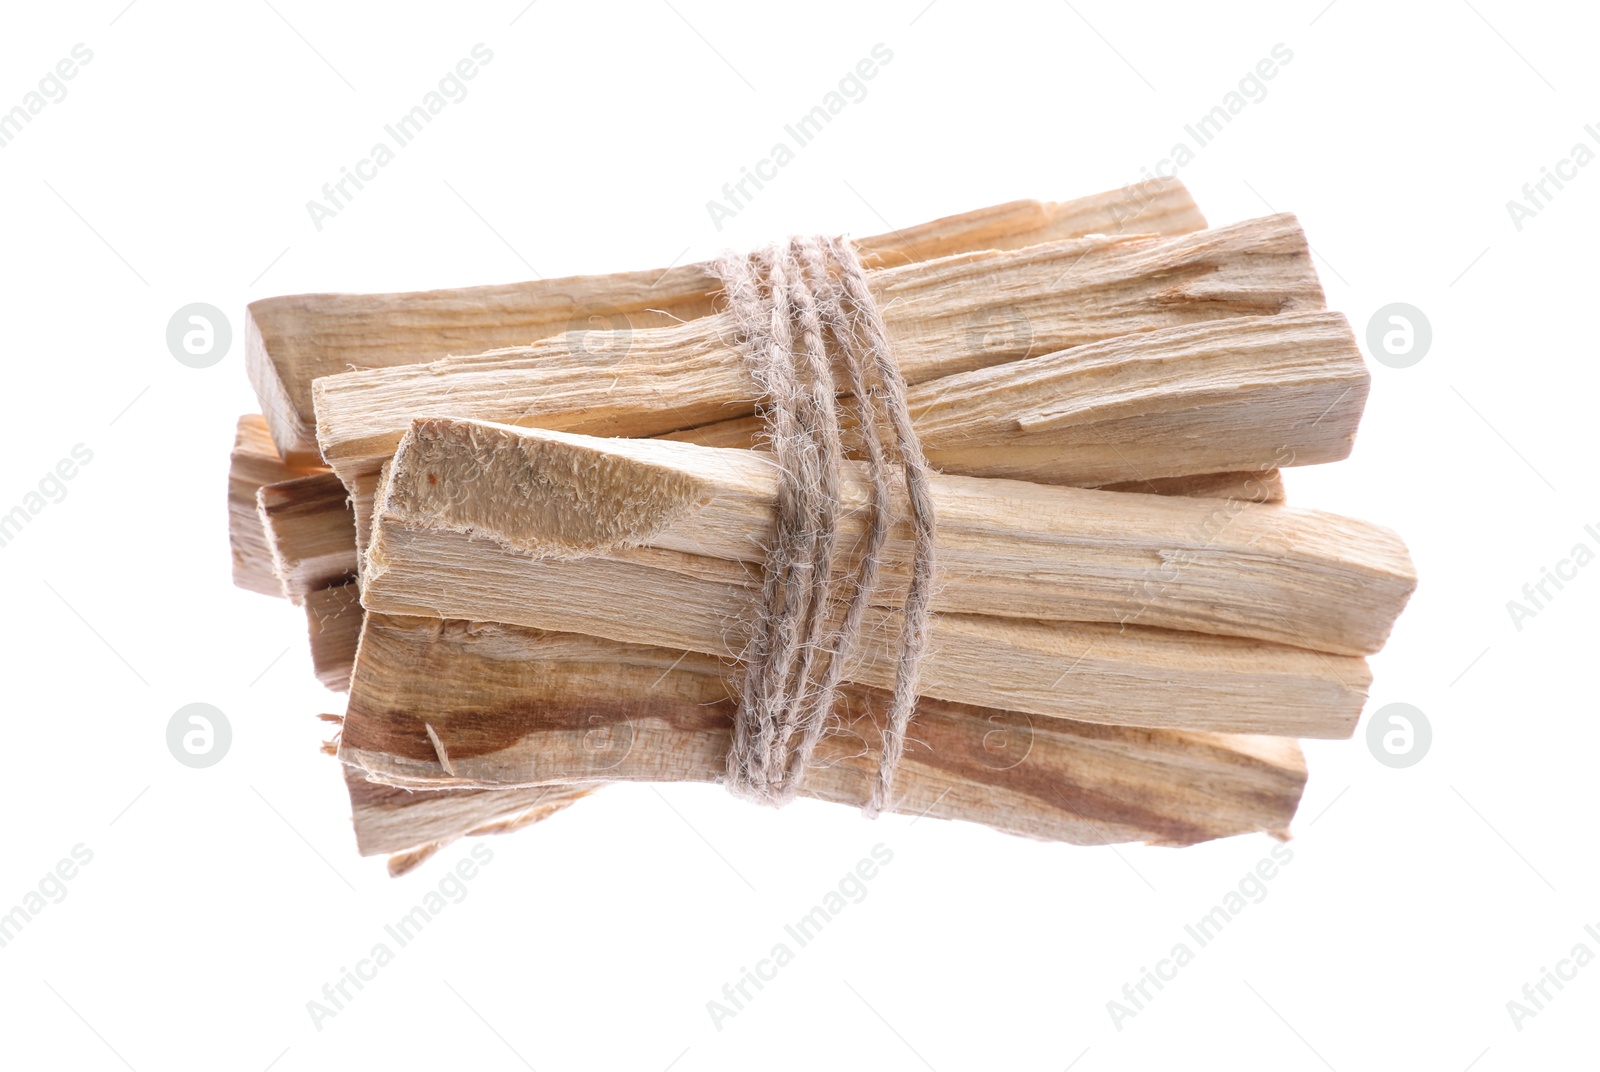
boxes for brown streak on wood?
[340,614,1306,849]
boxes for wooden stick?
[336,441,1291,856]
[338,303,1332,550]
[305,581,364,691]
[240,416,1290,691]
[251,180,1205,463]
[253,468,1289,696]
[332,440,1313,851]
[277,456,1288,694]
[382,417,1412,656]
[313,215,1324,505]
[302,471,1286,705]
[228,415,325,596]
[257,471,358,602]
[264,466,1286,695]
[362,523,1371,739]
[339,614,1308,847]
[661,310,1365,486]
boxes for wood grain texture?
[252,180,1205,463]
[257,471,359,602]
[361,521,1372,738]
[301,470,1289,710]
[381,418,1413,656]
[339,614,1308,848]
[313,215,1323,510]
[306,581,364,691]
[656,310,1362,484]
[336,315,1341,556]
[228,415,325,596]
[254,463,1287,692]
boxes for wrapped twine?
[714,236,937,817]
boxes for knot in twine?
[713,235,937,818]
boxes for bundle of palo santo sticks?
[228,178,1415,876]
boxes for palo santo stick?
[661,310,1364,486]
[362,530,1370,739]
[313,214,1324,503]
[664,404,1298,502]
[340,302,1337,551]
[252,179,1205,463]
[339,614,1308,847]
[385,418,1413,656]
[270,470,1283,694]
[257,471,359,602]
[305,582,364,691]
[341,444,1302,854]
[293,467,1287,696]
[269,304,1327,611]
[675,418,1290,500]
[229,415,326,596]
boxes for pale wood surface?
[305,581,364,691]
[228,415,325,596]
[382,418,1413,656]
[252,180,1206,463]
[338,316,1340,556]
[298,470,1289,706]
[362,519,1372,738]
[313,215,1323,508]
[657,310,1363,485]
[251,457,1290,692]
[257,471,358,602]
[339,614,1308,848]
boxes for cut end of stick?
[388,417,725,559]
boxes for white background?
[1,1,1596,1068]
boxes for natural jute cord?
[714,236,937,817]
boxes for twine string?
[715,236,937,816]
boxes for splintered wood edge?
[256,179,1205,461]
